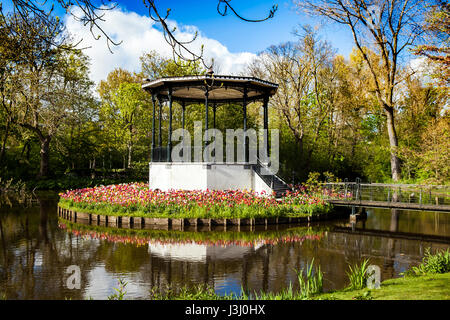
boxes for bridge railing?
[322,180,450,206]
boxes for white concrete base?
[149,162,273,195]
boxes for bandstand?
[142,74,290,196]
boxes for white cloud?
[64,7,257,85]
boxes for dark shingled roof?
[142,75,278,103]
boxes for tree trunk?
[38,137,51,178]
[127,141,132,169]
[0,121,9,163]
[385,107,401,181]
[128,122,133,169]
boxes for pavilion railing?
[151,145,252,163]
[151,146,169,162]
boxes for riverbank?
[58,183,334,220]
[144,272,450,300]
[312,273,450,300]
[144,248,450,300]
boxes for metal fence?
[322,179,450,206]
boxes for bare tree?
[297,0,431,181]
[1,1,278,70]
[411,0,449,86]
[248,27,338,168]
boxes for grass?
[143,273,450,301]
[313,273,450,300]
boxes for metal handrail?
[253,157,291,190]
[322,182,450,189]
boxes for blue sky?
[119,0,355,56]
[4,1,357,83]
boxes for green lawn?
[313,273,450,300]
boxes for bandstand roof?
[142,74,278,103]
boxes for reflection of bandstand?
[148,242,265,262]
[142,74,290,196]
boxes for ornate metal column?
[213,103,217,162]
[167,86,173,162]
[204,88,209,162]
[213,103,217,129]
[182,101,186,162]
[243,87,248,163]
[263,94,269,160]
[158,96,163,148]
[151,93,156,162]
[182,101,186,130]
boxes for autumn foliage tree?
[297,0,435,181]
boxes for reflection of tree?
[95,243,149,273]
[0,194,100,299]
[384,209,400,279]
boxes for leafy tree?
[297,0,434,181]
[110,82,147,168]
[0,13,95,177]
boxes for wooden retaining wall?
[57,206,348,231]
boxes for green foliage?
[1,8,448,187]
[107,278,128,300]
[26,177,141,191]
[304,172,321,192]
[403,249,450,276]
[149,284,234,300]
[296,258,324,298]
[139,50,204,79]
[352,290,373,300]
[346,259,371,290]
[0,178,27,193]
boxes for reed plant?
[346,259,371,290]
[296,258,324,298]
[149,284,235,300]
[108,278,128,300]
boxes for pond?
[0,191,448,300]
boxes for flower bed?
[58,183,332,219]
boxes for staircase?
[252,159,292,198]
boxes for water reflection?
[0,192,448,300]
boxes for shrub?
[403,249,450,276]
